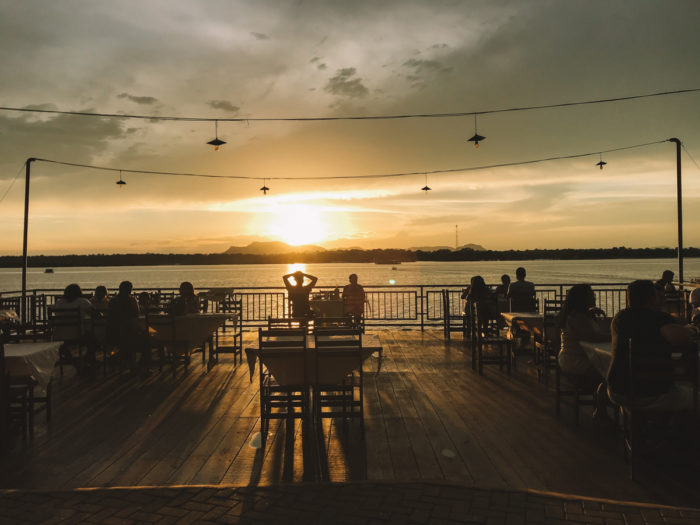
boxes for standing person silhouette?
[342,273,366,326]
[283,271,318,317]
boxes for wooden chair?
[313,328,364,430]
[257,328,309,447]
[472,300,511,376]
[508,293,538,313]
[537,299,564,382]
[618,338,699,479]
[314,316,354,329]
[48,307,88,375]
[267,316,310,332]
[145,314,189,376]
[213,297,243,364]
[442,289,468,341]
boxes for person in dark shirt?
[507,267,537,312]
[607,279,693,409]
[108,280,149,370]
[283,271,318,317]
[167,281,200,316]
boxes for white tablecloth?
[146,313,232,352]
[4,341,61,389]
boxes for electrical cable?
[31,139,667,182]
[1,88,698,123]
[0,161,27,206]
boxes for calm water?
[0,259,698,293]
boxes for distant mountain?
[223,241,326,255]
[458,243,486,251]
[411,246,453,251]
[411,243,486,252]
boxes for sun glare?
[266,204,330,246]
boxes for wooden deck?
[2,329,699,508]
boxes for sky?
[0,0,699,255]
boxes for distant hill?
[412,243,486,251]
[224,241,326,255]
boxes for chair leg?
[555,367,561,419]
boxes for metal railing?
[1,283,636,331]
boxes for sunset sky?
[1,0,699,254]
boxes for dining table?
[310,299,345,318]
[245,333,383,385]
[144,312,233,366]
[3,341,61,390]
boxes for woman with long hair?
[557,284,610,416]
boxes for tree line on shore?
[0,246,697,268]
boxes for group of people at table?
[282,271,366,323]
[51,280,202,370]
[464,267,699,416]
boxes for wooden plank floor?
[2,329,699,508]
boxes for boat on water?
[44,268,54,274]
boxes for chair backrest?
[48,307,84,342]
[314,328,362,385]
[267,316,308,330]
[509,293,538,313]
[314,316,354,329]
[258,327,307,348]
[314,327,362,348]
[542,299,563,349]
[258,327,308,386]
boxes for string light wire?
[0,88,698,123]
[0,160,27,206]
[682,143,700,172]
[30,139,667,183]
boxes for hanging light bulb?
[421,173,431,193]
[595,153,607,170]
[116,170,126,188]
[467,113,486,148]
[206,120,226,151]
[259,178,270,195]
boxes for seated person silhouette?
[507,267,537,312]
[168,281,200,316]
[283,271,318,318]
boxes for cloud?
[116,93,158,105]
[251,32,269,40]
[324,68,369,98]
[207,100,240,113]
[402,58,452,75]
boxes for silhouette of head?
[179,281,195,297]
[515,267,526,281]
[470,275,487,294]
[501,274,510,286]
[293,271,304,287]
[564,284,596,314]
[118,281,133,295]
[349,273,358,284]
[628,280,658,309]
[662,270,674,283]
[94,285,108,300]
[63,283,83,302]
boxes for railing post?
[420,285,425,331]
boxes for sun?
[265,204,330,246]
